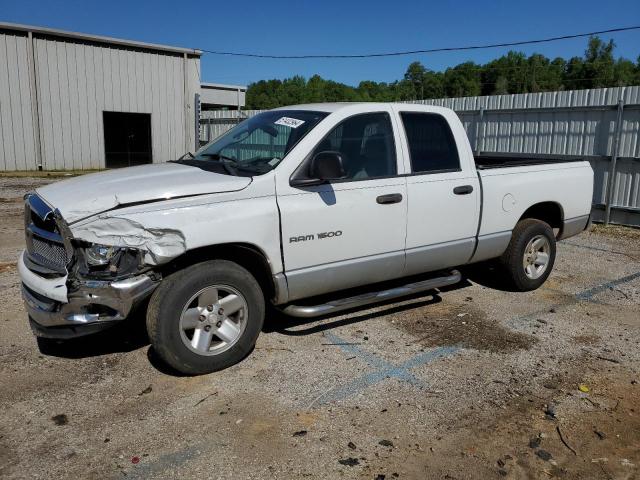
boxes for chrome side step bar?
[281,270,461,318]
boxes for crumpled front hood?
[36,163,252,223]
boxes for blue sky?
[2,0,639,86]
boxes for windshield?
[185,110,328,176]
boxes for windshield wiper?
[250,157,280,165]
[232,158,277,173]
[200,152,237,162]
[197,153,241,175]
[197,153,276,175]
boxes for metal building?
[200,82,246,111]
[0,22,202,171]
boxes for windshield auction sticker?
[274,117,306,129]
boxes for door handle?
[376,193,403,204]
[453,185,474,195]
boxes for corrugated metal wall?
[415,87,640,225]
[200,87,640,226]
[0,29,200,171]
[0,31,38,171]
[200,110,264,144]
[416,86,640,158]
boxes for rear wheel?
[147,260,265,375]
[500,219,556,291]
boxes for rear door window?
[400,112,460,174]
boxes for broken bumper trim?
[20,252,159,337]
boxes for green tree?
[244,36,638,109]
[527,54,564,92]
[613,58,637,86]
[280,76,307,105]
[444,62,481,97]
[582,36,616,88]
[404,61,426,99]
[564,56,585,90]
[481,51,528,95]
[493,76,509,95]
[357,80,393,101]
[402,62,445,99]
[423,71,445,98]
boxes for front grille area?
[24,194,70,275]
[31,237,69,268]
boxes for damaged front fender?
[71,216,187,266]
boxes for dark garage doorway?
[103,112,152,168]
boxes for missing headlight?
[85,244,116,266]
[77,244,144,279]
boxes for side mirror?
[291,151,347,187]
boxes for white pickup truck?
[20,103,593,374]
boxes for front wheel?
[147,260,265,375]
[499,219,556,291]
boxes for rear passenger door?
[394,107,480,275]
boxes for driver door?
[276,110,408,301]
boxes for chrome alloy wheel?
[179,285,248,355]
[522,235,551,280]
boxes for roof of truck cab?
[270,103,360,112]
[273,102,453,114]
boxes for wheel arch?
[518,201,564,237]
[158,242,278,302]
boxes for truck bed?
[474,157,593,244]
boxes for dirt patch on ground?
[379,354,639,480]
[427,360,640,480]
[590,223,640,240]
[1,181,56,191]
[393,302,537,353]
[572,334,601,345]
[0,262,16,273]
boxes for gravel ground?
[0,176,639,480]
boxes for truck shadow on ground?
[36,312,188,376]
[264,261,520,336]
[36,308,150,359]
[457,261,523,292]
[264,293,444,336]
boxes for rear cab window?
[400,112,461,174]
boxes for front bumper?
[19,250,158,338]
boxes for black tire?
[499,219,556,292]
[147,260,265,375]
